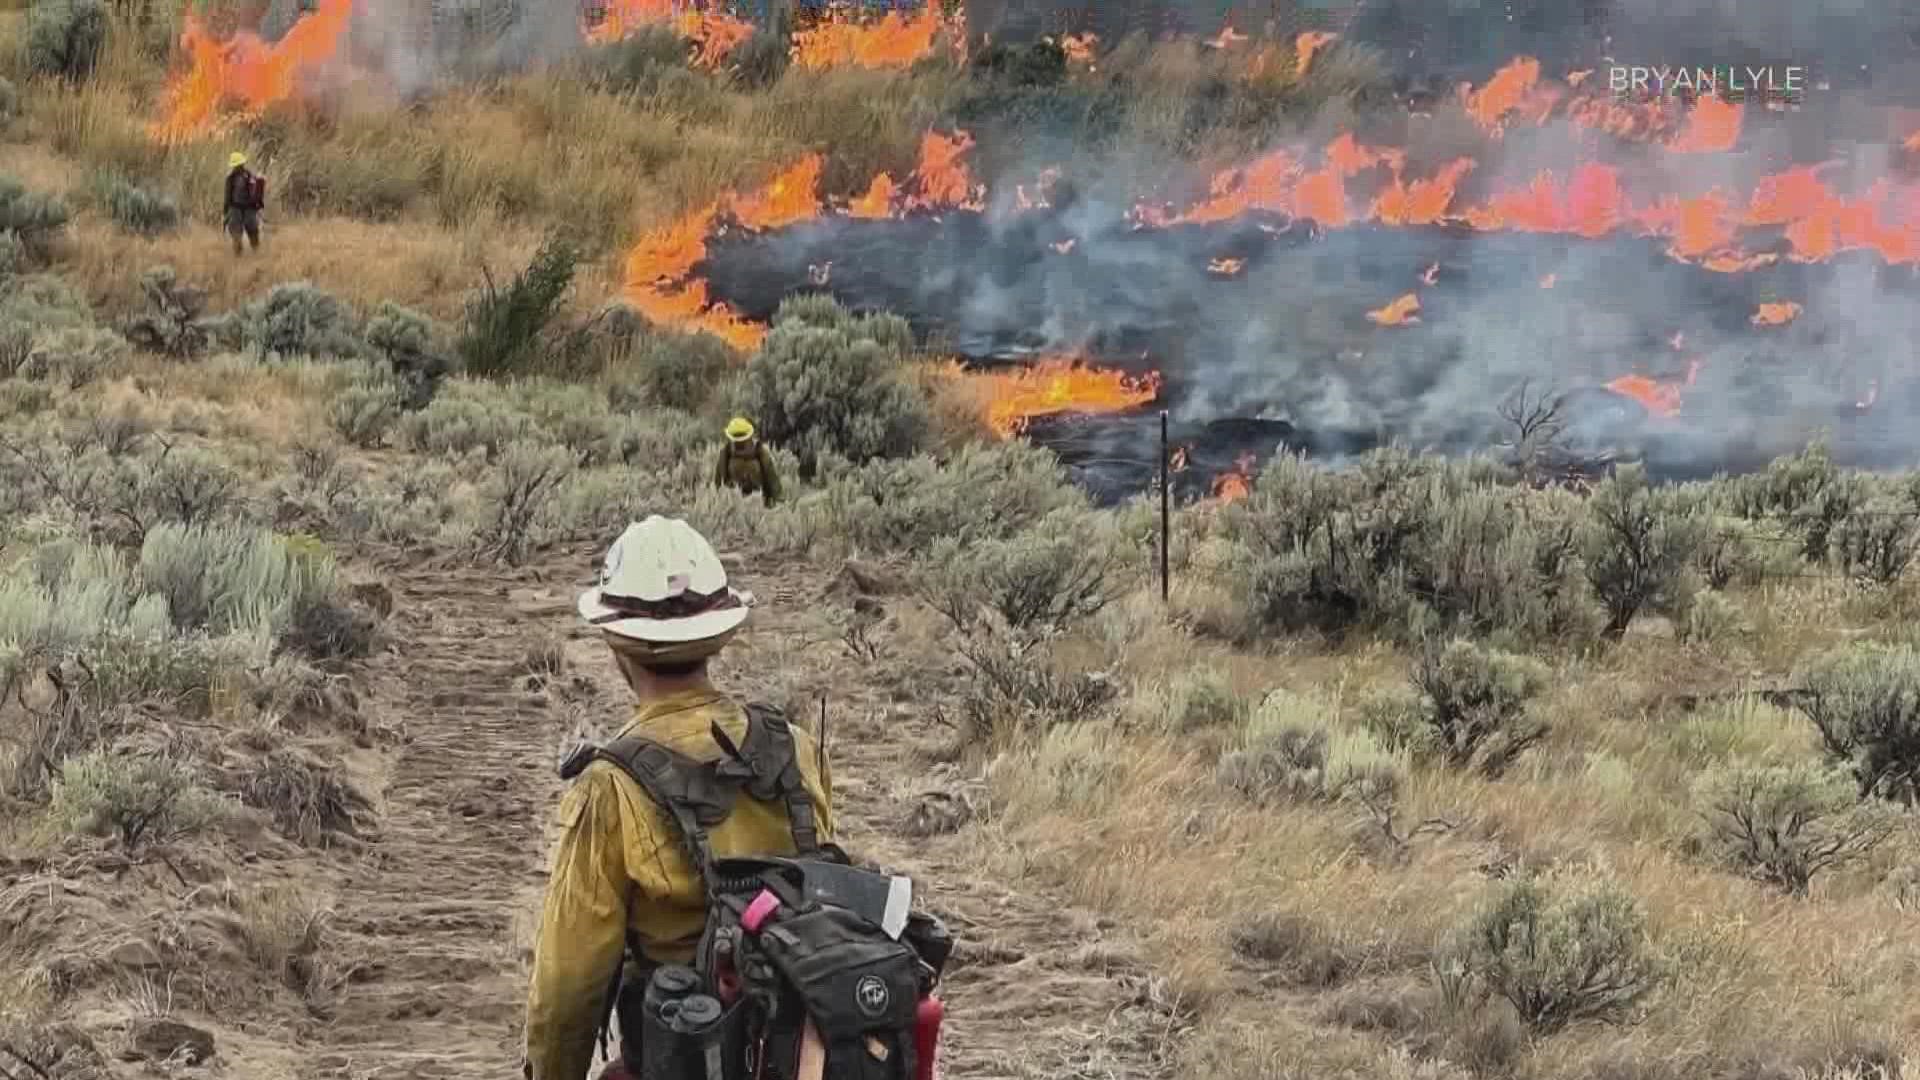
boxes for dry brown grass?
[968,575,1920,1076]
[58,214,544,323]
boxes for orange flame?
[1465,57,1542,135]
[1170,446,1191,472]
[1752,301,1802,326]
[1295,32,1337,76]
[1052,239,1077,253]
[1368,294,1421,326]
[152,0,354,142]
[1667,95,1743,153]
[620,155,837,350]
[1606,359,1702,418]
[1212,453,1257,502]
[847,173,897,218]
[731,155,824,231]
[1061,32,1097,66]
[1374,160,1475,226]
[1420,262,1440,285]
[1208,257,1245,276]
[688,11,757,68]
[905,131,986,213]
[973,359,1162,438]
[584,0,680,45]
[582,3,753,67]
[792,4,949,71]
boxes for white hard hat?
[577,516,749,643]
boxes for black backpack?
[557,703,952,1080]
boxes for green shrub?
[947,633,1112,752]
[1827,492,1920,585]
[328,375,405,449]
[397,383,537,459]
[103,179,182,236]
[1405,638,1549,776]
[1217,689,1407,807]
[1581,464,1708,637]
[123,266,212,358]
[1797,644,1920,804]
[136,524,352,656]
[1450,870,1665,1035]
[1693,513,1795,590]
[27,0,108,81]
[918,506,1135,634]
[1221,449,1594,645]
[206,281,368,360]
[733,296,929,471]
[365,301,452,408]
[1726,442,1870,563]
[1693,762,1898,896]
[457,237,579,378]
[47,750,229,850]
[16,327,125,389]
[0,178,72,257]
[631,328,735,412]
[1130,667,1247,733]
[466,441,573,565]
[114,444,246,539]
[816,440,1085,553]
[1676,589,1741,646]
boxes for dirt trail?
[307,562,562,1080]
[306,550,1172,1079]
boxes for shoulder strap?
[562,735,729,881]
[728,703,822,857]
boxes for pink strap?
[740,889,782,933]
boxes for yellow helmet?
[725,417,754,442]
[228,151,248,169]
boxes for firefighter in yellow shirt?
[523,516,832,1080]
[713,417,783,507]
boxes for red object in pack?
[914,995,945,1080]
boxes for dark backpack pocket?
[755,906,922,1037]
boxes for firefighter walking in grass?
[224,152,265,256]
[714,417,782,506]
[523,516,951,1080]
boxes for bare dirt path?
[306,561,564,1080]
[305,549,1174,1080]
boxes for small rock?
[106,939,164,970]
[130,1019,215,1066]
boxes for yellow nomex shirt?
[522,689,834,1080]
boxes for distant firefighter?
[224,152,266,256]
[713,417,782,507]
